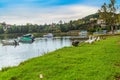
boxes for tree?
[98,0,119,34]
[0,25,4,34]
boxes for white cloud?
[0,5,99,25]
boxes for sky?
[0,0,120,25]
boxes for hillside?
[82,13,99,21]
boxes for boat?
[43,33,53,38]
[1,40,19,46]
[19,34,35,43]
[79,30,88,38]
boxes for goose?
[85,35,92,43]
[85,36,97,44]
[96,36,100,41]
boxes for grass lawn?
[0,36,120,80]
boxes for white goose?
[96,36,100,41]
[88,36,96,44]
[85,36,92,43]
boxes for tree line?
[0,19,93,34]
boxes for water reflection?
[0,37,72,69]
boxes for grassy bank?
[0,36,120,80]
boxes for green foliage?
[88,27,96,33]
[0,36,120,80]
[82,13,99,22]
[1,67,11,72]
[60,23,69,32]
[98,0,119,33]
[0,25,4,34]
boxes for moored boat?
[43,33,53,38]
[19,34,35,43]
[1,40,19,46]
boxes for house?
[3,25,11,31]
[0,22,11,31]
[97,19,106,28]
[97,19,105,24]
[90,18,97,21]
[114,30,120,34]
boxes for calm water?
[0,37,72,69]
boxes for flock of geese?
[72,36,102,46]
[84,36,100,44]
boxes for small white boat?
[43,33,53,38]
[1,40,19,46]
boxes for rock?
[72,40,79,46]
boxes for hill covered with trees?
[0,12,119,35]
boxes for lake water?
[0,37,72,69]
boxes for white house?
[97,19,105,24]
[0,22,11,31]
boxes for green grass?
[0,36,120,80]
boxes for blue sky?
[0,0,119,25]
